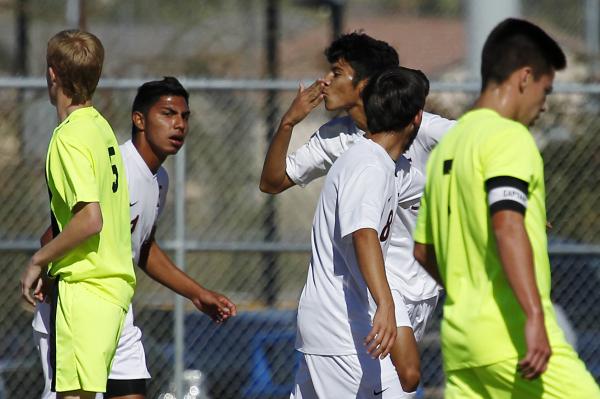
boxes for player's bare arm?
[259,80,324,194]
[28,225,58,303]
[352,228,396,359]
[413,242,444,287]
[389,327,421,392]
[138,233,236,323]
[492,209,551,380]
[21,202,102,306]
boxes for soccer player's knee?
[397,364,420,392]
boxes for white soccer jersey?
[286,112,455,301]
[108,139,168,380]
[296,139,402,355]
[122,139,169,265]
[33,139,169,386]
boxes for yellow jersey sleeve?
[480,125,537,185]
[48,133,100,211]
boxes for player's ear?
[132,111,145,133]
[46,65,59,87]
[517,66,533,94]
[356,78,368,93]
[413,109,423,127]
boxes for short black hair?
[481,18,566,89]
[131,76,189,137]
[362,66,429,134]
[325,32,399,86]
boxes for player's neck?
[132,135,165,174]
[369,131,409,162]
[56,91,92,122]
[473,83,521,122]
[348,105,368,132]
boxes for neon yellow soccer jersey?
[46,106,135,310]
[414,108,568,371]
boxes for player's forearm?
[492,210,544,319]
[259,120,296,193]
[352,228,394,307]
[143,240,205,300]
[413,242,444,287]
[32,202,102,267]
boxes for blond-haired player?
[33,77,237,399]
[20,30,135,399]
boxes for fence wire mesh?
[0,0,599,398]
[0,82,598,399]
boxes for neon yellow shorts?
[445,346,600,399]
[51,280,126,393]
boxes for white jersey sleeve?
[405,111,455,173]
[394,155,426,204]
[121,140,165,265]
[338,164,392,239]
[156,167,169,221]
[286,116,364,187]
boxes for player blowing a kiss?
[292,66,430,398]
[261,32,454,395]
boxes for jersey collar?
[123,139,157,180]
[56,106,98,130]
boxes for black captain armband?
[485,176,529,215]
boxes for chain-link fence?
[0,0,599,398]
[0,79,598,399]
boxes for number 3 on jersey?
[379,210,393,242]
[108,146,119,192]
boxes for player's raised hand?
[281,80,325,127]
[518,314,551,379]
[191,288,237,324]
[20,258,45,306]
[364,301,396,359]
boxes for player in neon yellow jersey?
[413,18,600,398]
[33,77,237,399]
[20,30,135,399]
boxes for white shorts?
[290,352,407,399]
[393,290,439,342]
[108,304,151,380]
[34,304,150,399]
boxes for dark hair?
[325,32,399,86]
[481,18,566,89]
[362,66,429,134]
[131,76,189,137]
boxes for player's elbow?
[259,176,286,194]
[88,212,103,235]
[73,201,103,236]
[259,179,281,194]
[397,365,420,392]
[82,203,103,235]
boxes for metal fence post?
[174,140,187,397]
[263,0,280,307]
[585,0,600,75]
